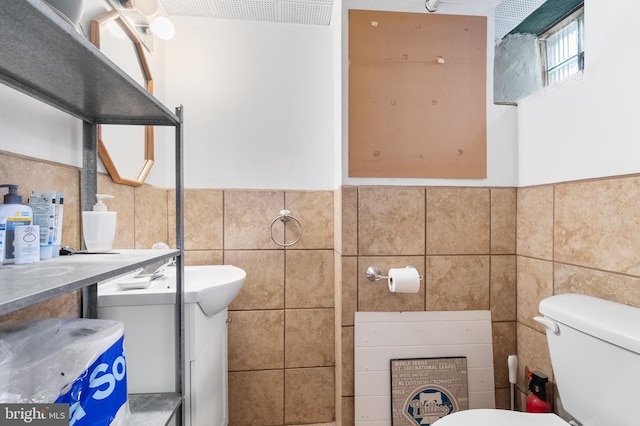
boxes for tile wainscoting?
[335,186,517,425]
[3,152,640,425]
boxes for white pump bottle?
[82,194,117,252]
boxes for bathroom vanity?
[98,265,247,426]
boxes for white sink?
[178,265,246,315]
[97,264,246,316]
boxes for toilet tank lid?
[539,294,640,355]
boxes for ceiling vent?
[494,0,546,43]
[160,0,333,25]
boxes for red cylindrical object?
[526,371,552,413]
[526,393,552,413]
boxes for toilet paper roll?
[0,319,130,425]
[388,266,420,293]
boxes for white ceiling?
[158,0,504,26]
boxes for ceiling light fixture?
[149,16,175,40]
[425,0,440,13]
[112,0,175,47]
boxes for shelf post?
[174,106,185,426]
[82,121,99,319]
[81,121,98,213]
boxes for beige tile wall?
[0,150,337,426]
[219,190,336,426]
[0,154,167,322]
[335,186,518,424]
[0,152,83,321]
[515,176,640,411]
[11,151,640,424]
[0,152,170,322]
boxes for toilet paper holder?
[366,266,423,282]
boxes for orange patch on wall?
[348,10,487,179]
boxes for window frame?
[539,6,584,87]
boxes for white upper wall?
[165,17,335,190]
[164,0,519,190]
[332,0,345,189]
[4,0,637,190]
[0,86,82,168]
[517,0,640,186]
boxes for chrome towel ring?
[269,209,303,247]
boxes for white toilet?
[436,293,640,426]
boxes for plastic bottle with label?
[0,184,33,264]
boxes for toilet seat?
[434,409,570,426]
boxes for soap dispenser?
[0,184,34,264]
[82,194,117,252]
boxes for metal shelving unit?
[0,250,179,315]
[0,1,185,425]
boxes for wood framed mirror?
[90,9,154,187]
